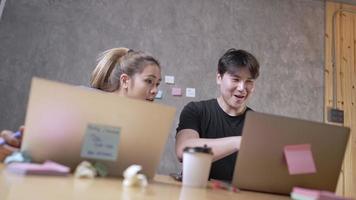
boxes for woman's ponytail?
[90,47,129,91]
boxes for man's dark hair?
[218,48,260,79]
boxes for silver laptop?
[21,77,176,179]
[232,111,350,195]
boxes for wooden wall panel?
[325,1,343,194]
[325,1,356,198]
[352,12,356,200]
[341,4,355,198]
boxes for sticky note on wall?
[284,144,316,175]
[165,75,175,84]
[172,87,182,96]
[186,88,196,97]
[155,90,163,99]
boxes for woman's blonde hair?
[90,47,160,92]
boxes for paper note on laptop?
[284,144,316,175]
[80,123,120,161]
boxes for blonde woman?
[0,47,162,161]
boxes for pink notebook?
[6,161,70,176]
[292,187,351,200]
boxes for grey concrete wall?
[328,0,356,5]
[0,0,325,174]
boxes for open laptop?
[21,77,176,179]
[232,111,350,195]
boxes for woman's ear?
[120,74,130,89]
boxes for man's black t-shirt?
[176,98,251,181]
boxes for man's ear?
[216,73,222,85]
[120,74,130,89]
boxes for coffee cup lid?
[183,144,212,154]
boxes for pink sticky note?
[172,87,182,96]
[6,160,70,176]
[284,144,316,175]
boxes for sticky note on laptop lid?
[284,144,316,175]
[80,123,120,161]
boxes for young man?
[175,48,260,181]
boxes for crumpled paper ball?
[122,165,148,187]
[74,161,97,178]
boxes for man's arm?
[175,129,241,162]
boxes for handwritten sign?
[80,124,120,161]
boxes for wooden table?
[0,165,290,200]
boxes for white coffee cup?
[182,145,213,188]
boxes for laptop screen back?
[21,77,176,179]
[232,111,349,195]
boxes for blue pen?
[0,131,22,146]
